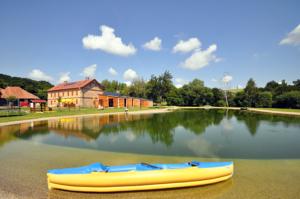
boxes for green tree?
[146,71,173,103]
[180,79,212,106]
[244,78,258,107]
[234,91,250,107]
[264,81,280,94]
[274,91,300,108]
[211,88,225,106]
[255,91,272,108]
[274,80,291,96]
[159,71,173,102]
[293,79,300,90]
[166,86,183,105]
[101,79,128,95]
[128,79,147,98]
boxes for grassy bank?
[0,107,161,124]
[253,108,300,113]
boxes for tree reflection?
[1,109,300,148]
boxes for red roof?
[0,87,39,99]
[48,79,103,92]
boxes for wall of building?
[97,94,153,109]
[132,98,141,107]
[141,99,153,107]
[119,98,125,107]
[47,81,104,108]
[47,89,82,107]
[82,83,103,107]
[126,98,133,108]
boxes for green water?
[2,109,300,159]
[0,109,300,198]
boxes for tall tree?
[159,71,173,102]
[211,88,226,106]
[128,79,147,98]
[244,78,258,107]
[264,80,280,94]
[146,75,161,102]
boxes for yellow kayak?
[47,161,233,192]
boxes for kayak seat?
[188,161,201,167]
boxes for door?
[109,98,114,107]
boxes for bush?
[255,91,272,108]
[274,91,300,108]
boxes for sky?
[0,0,299,88]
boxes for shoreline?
[0,108,171,127]
[1,106,300,127]
[185,106,300,116]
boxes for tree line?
[101,71,300,109]
[1,72,299,108]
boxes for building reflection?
[47,114,153,141]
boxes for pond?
[0,109,300,198]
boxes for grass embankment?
[253,108,300,113]
[0,107,161,124]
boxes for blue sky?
[0,0,299,88]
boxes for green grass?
[254,108,300,113]
[0,107,159,124]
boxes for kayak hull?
[48,174,232,192]
[47,162,233,192]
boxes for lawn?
[254,108,300,113]
[0,107,160,124]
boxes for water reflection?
[1,110,300,158]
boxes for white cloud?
[108,67,118,76]
[237,85,244,89]
[222,75,233,83]
[28,69,53,81]
[58,72,71,83]
[124,81,132,86]
[123,69,138,83]
[182,44,218,70]
[174,78,188,88]
[81,64,97,78]
[175,78,187,84]
[82,25,137,56]
[143,37,162,51]
[173,38,201,53]
[211,78,218,82]
[279,24,300,46]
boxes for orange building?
[47,79,153,108]
[98,92,153,108]
[47,79,104,108]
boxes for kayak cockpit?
[48,161,233,174]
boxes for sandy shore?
[1,141,300,199]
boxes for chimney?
[63,81,68,84]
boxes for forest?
[101,71,300,109]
